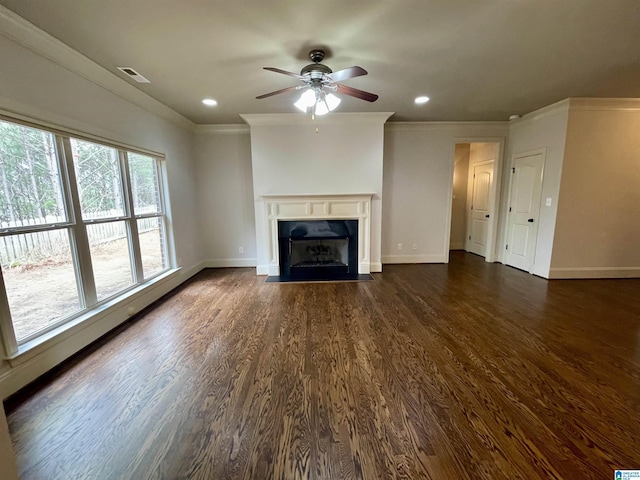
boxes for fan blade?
[256,85,300,99]
[328,66,367,83]
[336,84,378,102]
[263,67,303,79]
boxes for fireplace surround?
[262,194,373,277]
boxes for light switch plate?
[546,197,552,206]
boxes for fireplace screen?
[278,219,358,279]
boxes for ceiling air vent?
[116,67,150,83]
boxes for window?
[128,153,168,279]
[0,118,171,350]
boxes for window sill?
[6,267,182,366]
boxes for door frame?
[502,147,547,271]
[446,137,505,263]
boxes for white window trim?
[0,115,174,356]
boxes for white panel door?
[466,162,493,257]
[504,152,544,272]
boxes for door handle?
[485,214,490,218]
[527,218,535,223]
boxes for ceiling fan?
[256,49,378,115]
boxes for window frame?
[0,115,173,354]
[126,152,169,281]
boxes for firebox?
[278,220,359,280]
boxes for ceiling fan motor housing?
[301,63,332,77]
[301,49,332,81]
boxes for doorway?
[449,141,501,261]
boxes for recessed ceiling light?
[509,114,521,120]
[202,98,218,107]
[414,96,430,105]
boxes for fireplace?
[279,220,358,279]
[261,194,373,277]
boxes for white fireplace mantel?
[263,194,373,276]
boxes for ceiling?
[2,0,640,125]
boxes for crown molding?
[240,112,394,126]
[522,99,570,118]
[0,5,196,132]
[195,124,250,135]
[199,119,510,133]
[385,121,508,132]
[509,99,570,131]
[568,97,640,112]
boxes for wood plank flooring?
[5,252,640,479]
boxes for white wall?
[194,126,256,267]
[549,99,640,277]
[0,30,201,397]
[192,121,510,268]
[242,113,392,274]
[383,123,508,264]
[500,101,569,277]
[450,144,470,249]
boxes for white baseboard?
[382,254,447,264]
[548,266,640,279]
[0,262,205,400]
[256,264,380,275]
[449,242,465,250]
[203,258,257,268]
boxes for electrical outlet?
[397,243,403,250]
[239,246,244,254]
[412,243,418,251]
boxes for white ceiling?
[2,0,640,125]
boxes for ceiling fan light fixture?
[294,89,317,112]
[315,99,330,116]
[295,89,341,115]
[325,93,341,111]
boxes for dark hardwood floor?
[5,252,640,479]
